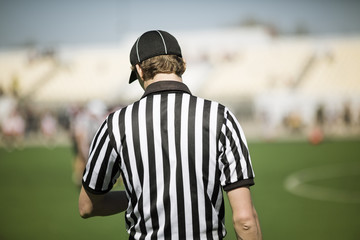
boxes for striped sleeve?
[82,118,121,194]
[218,107,255,191]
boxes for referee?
[79,30,262,240]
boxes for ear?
[135,64,145,90]
[182,57,187,65]
[135,64,143,79]
[182,57,187,71]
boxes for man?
[79,30,262,240]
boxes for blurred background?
[0,0,360,239]
[1,0,360,144]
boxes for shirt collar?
[141,81,192,99]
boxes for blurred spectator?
[57,108,71,131]
[342,102,352,126]
[1,108,26,148]
[10,74,20,97]
[315,104,325,126]
[283,111,303,134]
[0,87,22,147]
[23,104,39,138]
[40,111,58,145]
[0,88,16,125]
[309,105,325,145]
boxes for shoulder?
[192,94,226,108]
[106,102,136,120]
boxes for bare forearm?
[254,209,262,240]
[91,191,128,216]
[79,188,128,218]
[227,187,262,240]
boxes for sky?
[1,0,360,48]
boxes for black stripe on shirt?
[145,95,160,239]
[84,124,108,189]
[225,123,244,182]
[188,96,200,239]
[227,112,254,179]
[219,130,232,186]
[131,101,147,239]
[160,94,172,239]
[94,143,112,190]
[202,100,214,240]
[174,93,186,239]
[118,107,138,238]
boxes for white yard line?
[284,162,360,203]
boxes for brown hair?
[132,55,186,81]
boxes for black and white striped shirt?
[82,81,255,240]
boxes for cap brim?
[129,70,137,84]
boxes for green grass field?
[1,139,359,239]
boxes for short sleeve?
[82,119,121,194]
[218,108,255,191]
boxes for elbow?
[79,209,91,219]
[233,212,258,233]
[78,187,96,219]
[79,201,94,219]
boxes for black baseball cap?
[129,30,182,83]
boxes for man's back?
[79,30,261,240]
[83,81,254,239]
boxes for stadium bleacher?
[1,29,359,140]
